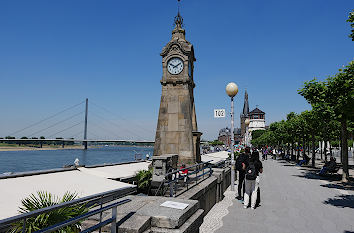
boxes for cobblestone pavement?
[200,187,234,233]
[207,159,354,233]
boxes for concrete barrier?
[177,166,230,216]
[83,166,231,233]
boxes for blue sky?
[0,0,353,141]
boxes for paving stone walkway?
[203,159,354,233]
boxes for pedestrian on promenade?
[235,147,251,200]
[243,151,263,209]
[263,147,268,160]
[319,156,337,175]
[297,153,310,166]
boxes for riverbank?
[0,146,154,174]
[0,145,83,151]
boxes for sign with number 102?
[214,109,225,118]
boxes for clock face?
[167,57,184,75]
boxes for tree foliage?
[210,140,224,146]
[11,191,88,233]
[347,9,354,41]
[298,61,354,182]
[135,169,152,194]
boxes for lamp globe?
[226,82,238,97]
[245,118,251,126]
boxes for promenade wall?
[108,166,231,233]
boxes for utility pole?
[84,98,88,150]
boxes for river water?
[0,146,154,174]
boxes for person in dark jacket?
[297,154,310,166]
[319,157,337,175]
[235,147,251,200]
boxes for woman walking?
[243,151,263,209]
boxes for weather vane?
[174,0,184,27]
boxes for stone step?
[145,209,204,233]
[117,214,151,233]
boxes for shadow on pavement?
[292,171,342,182]
[323,194,354,208]
[320,183,354,191]
[277,161,288,164]
[298,167,319,172]
[343,231,354,233]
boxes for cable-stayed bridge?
[1,99,155,149]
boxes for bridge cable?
[89,121,126,140]
[90,101,153,135]
[48,121,84,138]
[87,130,101,140]
[69,131,84,139]
[27,111,85,138]
[89,112,138,139]
[7,100,85,137]
[89,112,144,140]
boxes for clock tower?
[153,12,202,164]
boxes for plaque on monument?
[160,201,189,210]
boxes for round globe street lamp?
[245,118,250,147]
[226,82,238,192]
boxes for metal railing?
[156,161,213,197]
[0,186,136,233]
[212,158,230,168]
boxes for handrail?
[0,186,135,225]
[165,160,213,176]
[162,160,213,197]
[0,186,136,233]
[35,199,130,233]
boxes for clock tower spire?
[154,10,201,165]
[172,11,185,40]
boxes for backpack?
[245,162,257,180]
[235,155,244,171]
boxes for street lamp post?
[245,118,250,147]
[226,82,238,192]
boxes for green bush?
[11,191,88,233]
[135,169,152,194]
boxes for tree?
[251,130,266,141]
[347,9,354,41]
[299,61,354,182]
[286,112,298,160]
[210,140,224,146]
[301,110,320,167]
[251,130,266,147]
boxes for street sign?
[214,109,225,118]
